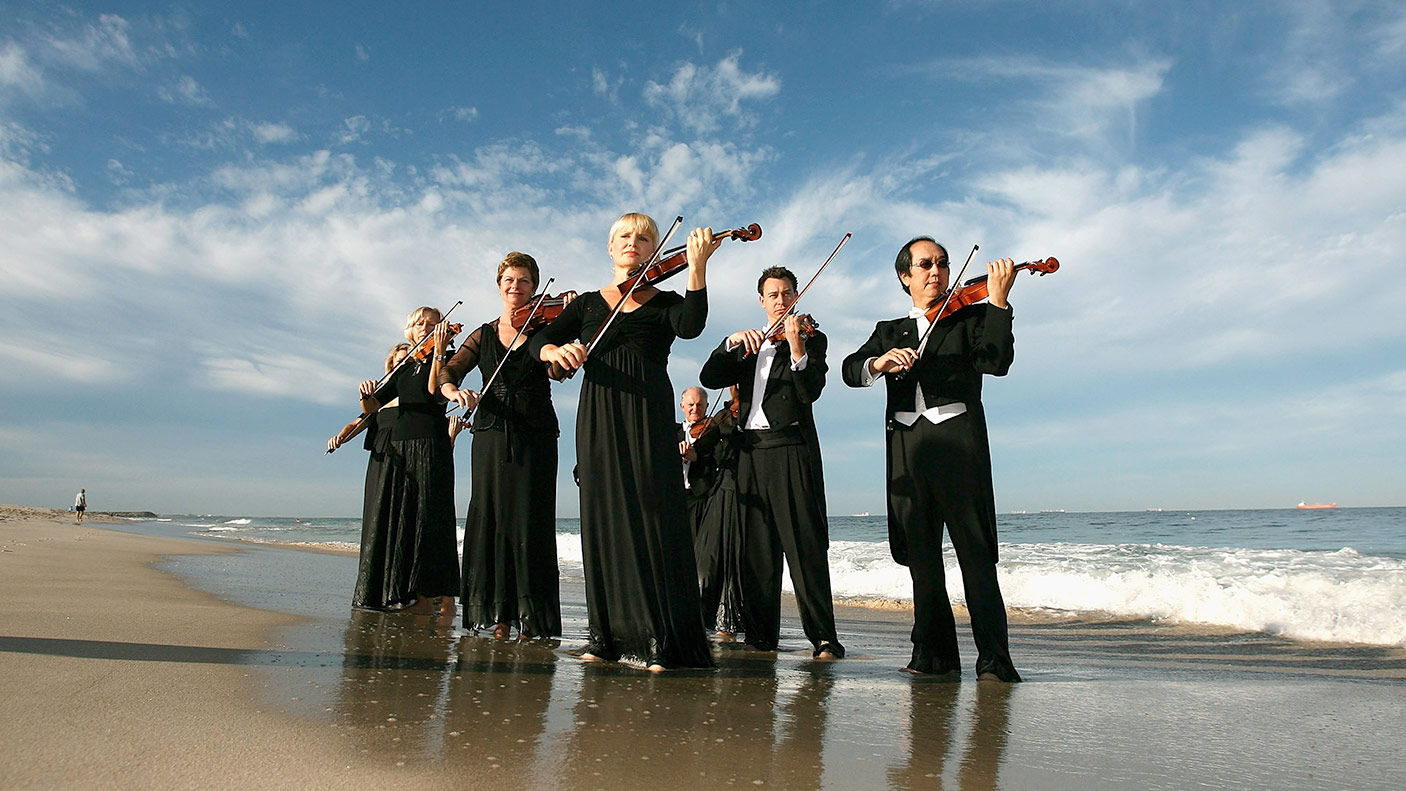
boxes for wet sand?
[3,514,1404,790]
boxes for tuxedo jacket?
[699,330,827,437]
[700,329,828,503]
[840,303,1013,427]
[677,419,726,501]
[841,303,1013,563]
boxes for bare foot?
[646,664,667,673]
[579,652,603,663]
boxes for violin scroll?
[730,223,763,242]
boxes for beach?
[3,510,1404,790]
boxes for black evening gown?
[353,406,397,608]
[529,288,714,668]
[440,322,562,637]
[694,421,746,634]
[354,360,460,608]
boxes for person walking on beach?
[352,307,461,617]
[699,266,844,660]
[679,385,745,637]
[73,488,86,523]
[434,252,564,641]
[531,213,720,671]
[841,237,1022,682]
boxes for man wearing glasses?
[841,237,1021,682]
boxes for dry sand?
[3,512,1404,790]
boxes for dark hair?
[757,265,798,295]
[895,236,947,294]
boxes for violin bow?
[326,299,463,454]
[756,232,851,343]
[446,277,556,426]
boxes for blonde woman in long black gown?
[531,214,721,671]
[432,252,564,640]
[354,307,460,615]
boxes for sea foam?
[552,534,1406,646]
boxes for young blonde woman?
[354,308,460,614]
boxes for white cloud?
[159,74,213,106]
[642,53,780,134]
[591,67,621,102]
[0,42,45,101]
[252,121,297,144]
[938,55,1170,153]
[106,158,133,184]
[0,336,122,383]
[42,14,139,72]
[441,106,478,123]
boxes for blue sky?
[3,1,1404,517]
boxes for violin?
[689,387,741,441]
[924,257,1059,323]
[411,322,463,362]
[764,313,819,343]
[610,223,762,293]
[510,291,579,331]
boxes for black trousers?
[888,414,1019,680]
[735,430,840,651]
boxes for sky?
[2,1,1404,517]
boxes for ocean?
[139,506,1406,648]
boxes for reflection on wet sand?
[561,648,845,788]
[334,610,563,770]
[335,609,458,759]
[888,680,1011,790]
[443,635,558,777]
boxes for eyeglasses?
[911,259,949,270]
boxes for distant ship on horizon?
[1296,502,1338,510]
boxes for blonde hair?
[384,343,411,372]
[607,212,659,249]
[403,306,442,342]
[497,251,540,289]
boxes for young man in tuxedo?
[700,266,843,659]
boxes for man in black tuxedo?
[678,385,717,502]
[841,238,1021,682]
[700,266,843,659]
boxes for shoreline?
[4,515,1405,789]
[168,526,1406,652]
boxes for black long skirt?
[353,436,460,608]
[575,349,713,668]
[461,428,561,636]
[694,469,745,633]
